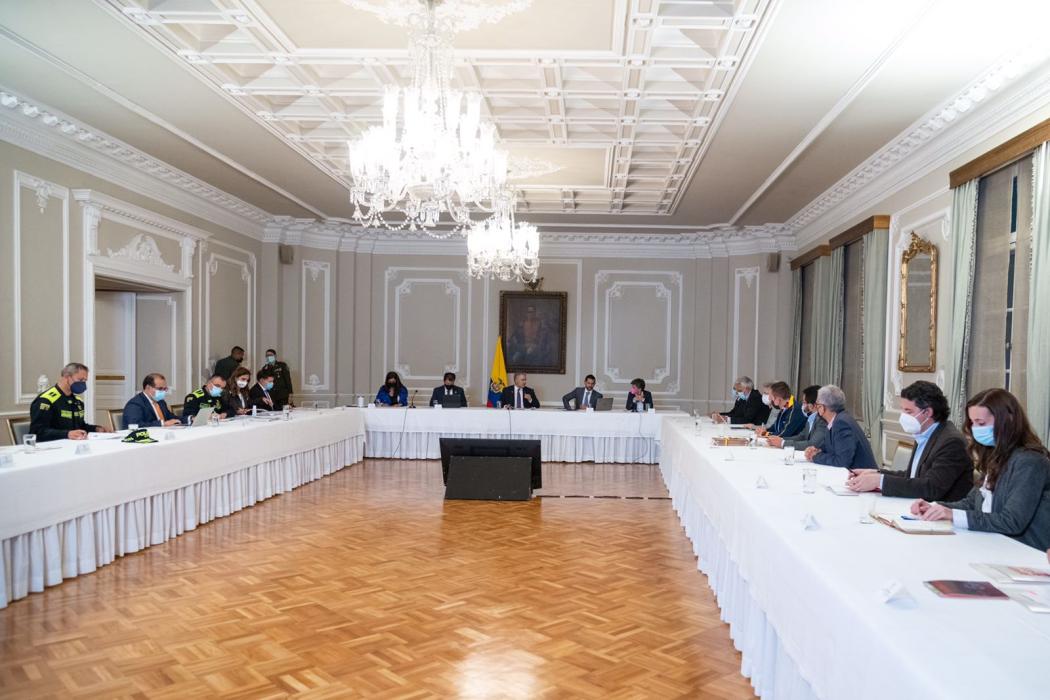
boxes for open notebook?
[873,513,954,535]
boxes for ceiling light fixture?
[345,0,531,235]
[466,190,539,282]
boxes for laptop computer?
[595,397,614,412]
[191,406,214,426]
[441,393,465,408]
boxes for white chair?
[108,409,126,432]
[889,441,915,473]
[4,415,31,446]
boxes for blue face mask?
[153,389,167,402]
[264,382,274,391]
[209,385,223,398]
[71,380,88,395]
[266,356,276,365]
[972,424,995,447]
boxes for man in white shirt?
[501,372,540,409]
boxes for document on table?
[825,484,859,496]
[873,513,954,535]
[972,563,1050,584]
[1001,586,1050,613]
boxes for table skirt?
[365,430,660,464]
[1,435,363,609]
[662,457,818,700]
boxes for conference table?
[361,405,665,463]
[659,417,1050,700]
[0,408,365,610]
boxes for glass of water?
[859,493,876,524]
[22,434,37,452]
[802,467,817,494]
[784,446,796,465]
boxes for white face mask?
[237,379,249,389]
[898,412,925,434]
[761,394,771,407]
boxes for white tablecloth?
[0,409,365,609]
[659,417,1050,700]
[362,406,663,463]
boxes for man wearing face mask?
[768,385,828,451]
[122,373,181,428]
[261,348,293,408]
[29,363,112,441]
[181,374,228,422]
[711,376,769,425]
[250,368,282,411]
[846,381,971,500]
[803,385,877,468]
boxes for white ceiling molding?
[263,215,796,259]
[788,52,1050,248]
[0,87,271,240]
[107,0,776,217]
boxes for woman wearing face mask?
[376,371,408,407]
[913,388,1050,551]
[225,367,253,415]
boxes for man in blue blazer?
[756,381,807,439]
[804,385,877,469]
[123,373,180,428]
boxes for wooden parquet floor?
[0,460,755,699]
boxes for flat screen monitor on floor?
[439,438,542,489]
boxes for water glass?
[859,494,876,524]
[783,446,796,465]
[802,467,817,494]
[22,434,37,452]
[128,423,139,431]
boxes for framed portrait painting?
[499,291,567,374]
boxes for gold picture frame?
[897,232,938,372]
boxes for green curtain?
[789,267,802,390]
[945,180,980,423]
[812,248,845,386]
[862,229,889,461]
[1027,142,1050,444]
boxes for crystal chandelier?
[466,191,540,282]
[346,0,527,234]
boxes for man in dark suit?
[250,368,284,411]
[712,376,769,425]
[768,385,828,451]
[625,377,654,412]
[214,345,244,381]
[804,385,877,469]
[562,374,603,410]
[430,371,468,407]
[846,381,972,501]
[501,372,540,409]
[261,348,293,408]
[123,373,181,428]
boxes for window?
[968,155,1033,405]
[798,262,817,390]
[841,240,865,420]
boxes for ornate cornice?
[0,87,270,239]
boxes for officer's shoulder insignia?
[40,387,62,403]
[191,389,205,398]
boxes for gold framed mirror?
[898,232,938,372]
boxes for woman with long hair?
[224,366,253,416]
[376,370,408,407]
[912,388,1050,550]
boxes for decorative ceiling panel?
[109,0,774,216]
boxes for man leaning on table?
[803,385,877,468]
[563,374,602,410]
[711,376,768,425]
[846,381,972,501]
[501,372,540,409]
[29,362,113,441]
[123,373,181,428]
[767,385,827,451]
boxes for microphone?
[409,389,418,408]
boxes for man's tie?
[516,388,523,409]
[583,390,590,407]
[150,397,163,422]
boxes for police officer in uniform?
[29,363,112,441]
[261,348,293,408]
[181,373,228,422]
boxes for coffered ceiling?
[1,0,1049,236]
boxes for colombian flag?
[487,335,509,407]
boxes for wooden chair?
[169,404,183,419]
[4,415,31,446]
[108,409,126,432]
[889,441,915,473]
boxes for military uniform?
[181,386,226,422]
[29,385,99,442]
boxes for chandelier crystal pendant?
[466,190,540,283]
[347,0,523,235]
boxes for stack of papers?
[972,564,1050,584]
[825,484,858,497]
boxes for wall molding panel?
[12,170,69,404]
[732,266,761,386]
[300,259,332,393]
